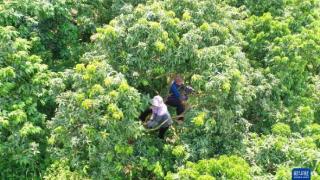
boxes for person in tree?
[165,76,186,120]
[146,95,173,139]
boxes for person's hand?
[185,86,194,95]
[181,100,187,107]
[180,95,188,101]
[143,122,147,127]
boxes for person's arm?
[139,108,152,121]
[147,114,169,128]
[171,83,180,99]
[147,114,162,128]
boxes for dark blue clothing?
[166,82,185,120]
[169,82,182,100]
[165,98,184,116]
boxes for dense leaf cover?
[0,0,319,179]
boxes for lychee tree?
[47,58,144,178]
[0,26,55,178]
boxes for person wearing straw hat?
[146,95,173,139]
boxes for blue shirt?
[169,81,181,99]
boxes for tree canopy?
[0,0,319,179]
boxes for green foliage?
[95,0,258,155]
[303,124,320,136]
[285,0,320,32]
[166,155,251,179]
[47,59,143,178]
[272,123,291,136]
[44,159,90,180]
[1,0,320,179]
[244,133,320,176]
[244,13,290,66]
[0,0,147,69]
[0,0,81,67]
[241,0,320,135]
[94,0,246,93]
[0,26,54,178]
[275,166,291,180]
[244,0,286,16]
